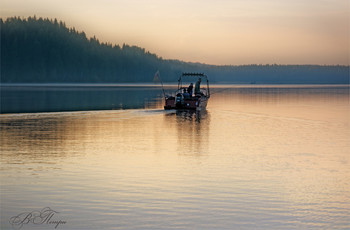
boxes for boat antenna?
[153,70,166,100]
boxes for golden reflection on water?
[1,86,349,229]
[208,87,350,217]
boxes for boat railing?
[199,88,209,97]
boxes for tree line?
[1,16,349,84]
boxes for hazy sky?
[1,0,349,65]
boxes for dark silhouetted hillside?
[1,16,349,84]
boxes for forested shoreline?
[1,17,349,84]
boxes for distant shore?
[2,17,349,85]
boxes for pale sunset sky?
[1,0,349,65]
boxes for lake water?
[1,85,349,229]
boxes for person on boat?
[183,88,190,99]
[194,78,201,95]
[187,83,193,96]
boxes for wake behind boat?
[164,73,210,111]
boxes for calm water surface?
[1,85,349,229]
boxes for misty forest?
[1,16,349,84]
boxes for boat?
[164,73,210,111]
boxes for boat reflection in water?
[164,110,210,157]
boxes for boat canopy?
[179,72,207,79]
